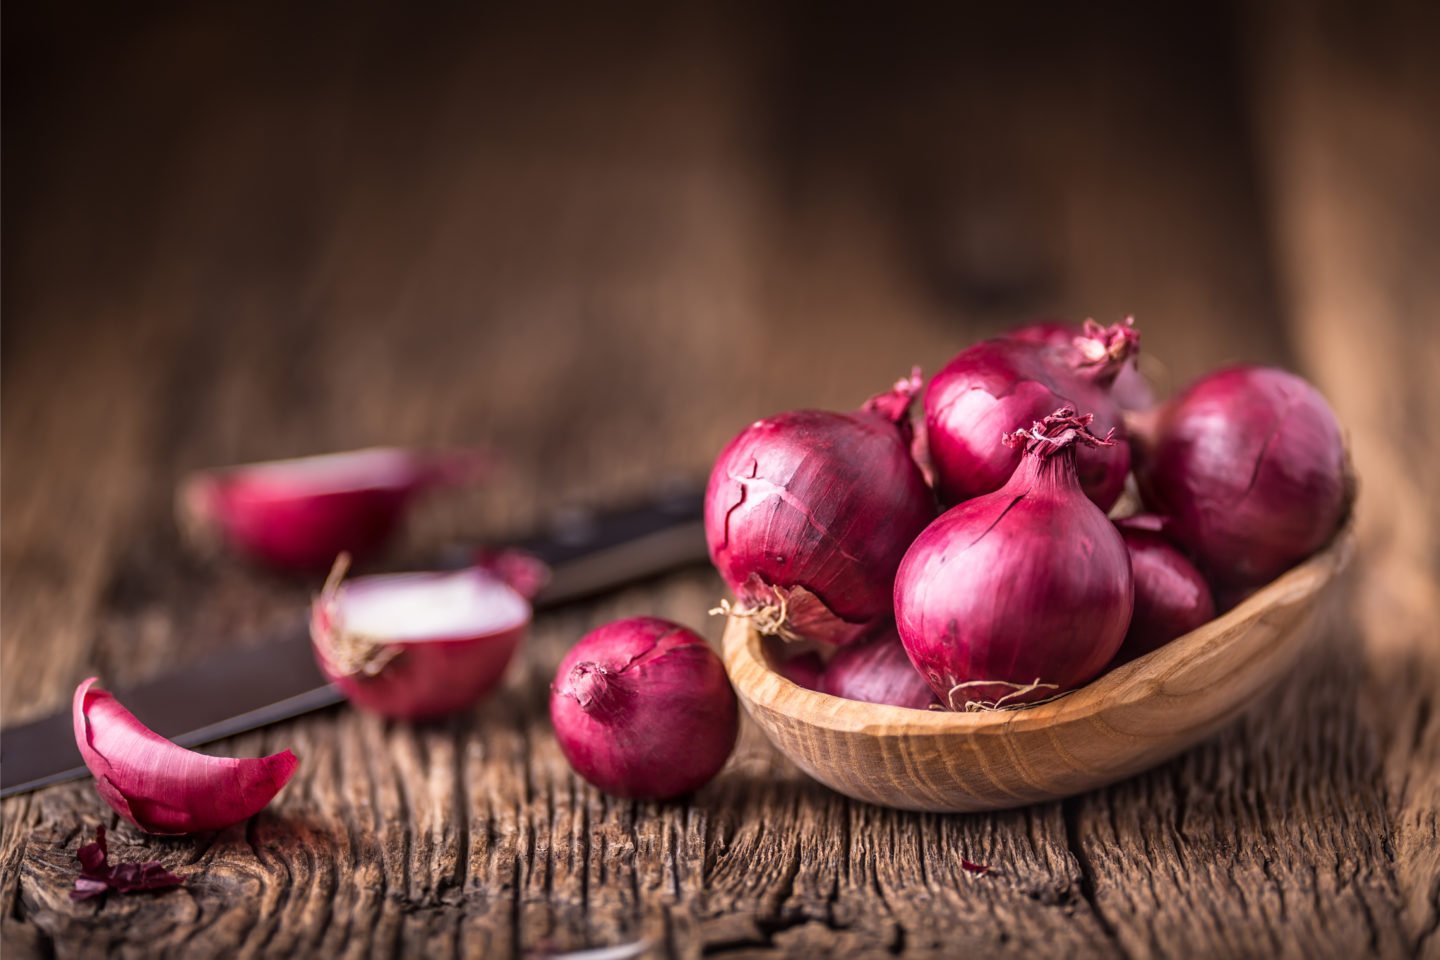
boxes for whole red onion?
[820,624,938,709]
[550,617,738,800]
[705,372,935,646]
[1112,515,1215,663]
[1009,317,1155,411]
[924,320,1138,510]
[1138,365,1350,588]
[895,408,1133,709]
[772,647,825,691]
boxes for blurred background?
[3,0,1438,712]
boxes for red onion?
[705,372,935,645]
[1138,365,1351,588]
[772,647,825,692]
[924,320,1138,509]
[1112,515,1215,662]
[179,447,487,573]
[73,678,298,835]
[310,551,544,721]
[1009,317,1155,411]
[895,408,1133,709]
[820,624,938,709]
[550,617,738,800]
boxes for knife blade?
[0,487,709,797]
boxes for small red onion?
[772,647,825,692]
[1112,515,1215,663]
[820,624,938,709]
[1138,365,1350,588]
[705,372,935,645]
[924,320,1139,510]
[73,678,298,835]
[310,552,544,721]
[550,617,738,800]
[178,447,487,573]
[895,408,1133,709]
[1009,317,1155,411]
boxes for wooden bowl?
[722,529,1354,812]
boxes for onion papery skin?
[820,624,938,709]
[310,555,540,721]
[72,678,298,835]
[924,337,1132,510]
[1138,365,1350,588]
[179,447,487,573]
[895,409,1134,709]
[1008,318,1155,411]
[550,617,738,800]
[1113,516,1216,663]
[704,373,935,645]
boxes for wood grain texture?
[725,530,1353,812]
[2,2,1436,958]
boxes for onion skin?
[310,553,542,721]
[179,447,487,573]
[1113,516,1216,662]
[72,678,298,835]
[924,324,1137,510]
[895,408,1134,709]
[1138,365,1350,588]
[820,624,938,709]
[550,617,738,800]
[705,372,935,645]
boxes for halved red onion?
[705,371,935,646]
[924,320,1138,509]
[1137,365,1351,588]
[1112,515,1215,662]
[72,678,298,835]
[178,447,487,573]
[310,552,543,721]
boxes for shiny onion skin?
[550,617,738,800]
[1112,515,1215,663]
[820,624,938,709]
[1009,317,1155,411]
[705,372,935,646]
[895,409,1133,710]
[924,321,1138,510]
[1138,365,1350,589]
[773,648,825,692]
[73,678,298,835]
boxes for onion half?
[179,447,487,572]
[73,678,298,835]
[310,551,544,721]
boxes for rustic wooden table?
[4,3,1437,957]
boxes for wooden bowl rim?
[723,527,1355,737]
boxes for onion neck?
[565,662,621,717]
[1070,318,1140,389]
[1004,406,1114,496]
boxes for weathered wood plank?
[3,2,1435,958]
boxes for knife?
[0,487,709,797]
